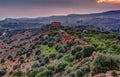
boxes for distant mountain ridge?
[0,10,120,30]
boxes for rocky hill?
[0,24,120,77]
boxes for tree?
[11,70,23,77]
[27,68,40,77]
[32,62,40,68]
[64,55,74,62]
[7,55,13,61]
[57,47,66,53]
[74,52,82,59]
[35,70,52,77]
[111,71,118,77]
[26,52,31,57]
[49,53,56,59]
[47,65,55,72]
[55,44,62,50]
[44,56,49,64]
[75,61,90,77]
[0,58,5,64]
[48,42,54,47]
[56,53,63,59]
[0,68,6,76]
[91,53,120,74]
[27,67,46,77]
[19,56,25,64]
[35,50,41,55]
[56,62,67,73]
[71,45,82,55]
[82,45,95,58]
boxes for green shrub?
[35,70,52,77]
[32,62,40,68]
[76,64,90,77]
[82,45,95,58]
[64,55,74,62]
[56,45,66,53]
[56,53,63,59]
[35,50,41,55]
[27,67,46,77]
[48,42,54,47]
[47,65,55,71]
[91,53,120,74]
[56,62,68,72]
[26,51,31,58]
[74,52,82,59]
[7,55,13,61]
[11,70,23,77]
[0,58,5,64]
[71,46,82,55]
[111,71,118,77]
[49,53,56,59]
[19,56,25,63]
[0,68,6,76]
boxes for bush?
[74,57,92,77]
[65,67,72,74]
[35,50,41,55]
[19,57,25,63]
[76,64,90,77]
[44,56,49,64]
[35,70,52,77]
[11,70,23,77]
[42,41,48,45]
[7,55,13,61]
[82,45,95,58]
[0,58,5,64]
[64,55,74,62]
[71,46,82,55]
[91,53,120,74]
[55,44,62,50]
[26,52,31,57]
[27,68,46,77]
[74,52,82,59]
[111,71,118,77]
[16,48,27,56]
[56,62,68,72]
[69,73,75,77]
[55,37,61,42]
[56,45,66,53]
[0,68,6,76]
[56,53,63,59]
[13,64,21,70]
[47,65,55,71]
[48,42,54,47]
[58,47,66,53]
[32,62,40,68]
[49,53,56,59]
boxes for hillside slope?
[0,25,120,77]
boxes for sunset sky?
[0,0,120,20]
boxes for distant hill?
[0,10,120,30]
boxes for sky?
[0,0,120,20]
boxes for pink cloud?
[97,0,120,3]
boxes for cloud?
[97,0,120,3]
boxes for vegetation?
[0,68,7,76]
[91,53,120,74]
[0,25,120,77]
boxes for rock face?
[51,22,61,26]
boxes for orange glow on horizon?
[97,0,120,3]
